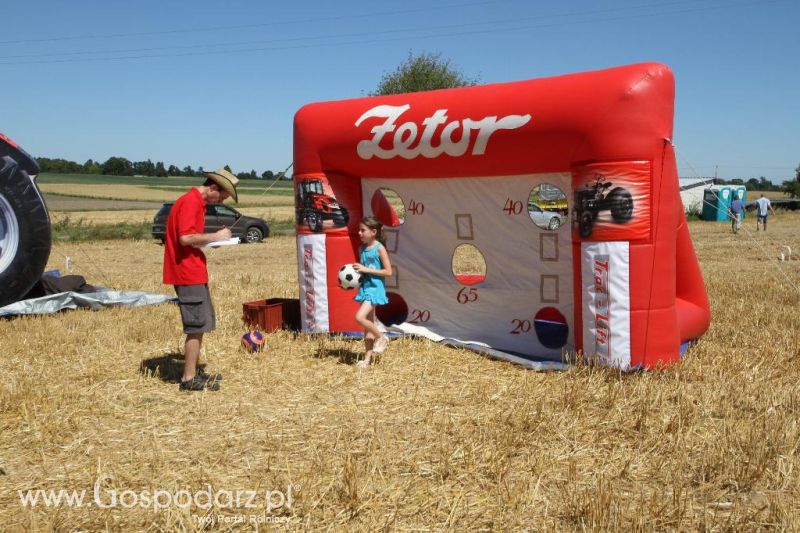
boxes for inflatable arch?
[292,62,710,369]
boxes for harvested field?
[38,184,295,207]
[48,206,296,227]
[0,214,799,530]
[43,194,162,212]
[749,190,789,201]
[50,209,155,226]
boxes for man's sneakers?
[373,335,389,354]
[179,374,220,392]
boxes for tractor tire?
[330,207,349,228]
[609,187,634,223]
[579,210,594,238]
[0,156,51,307]
[306,211,323,233]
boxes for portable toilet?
[702,186,732,221]
[731,186,747,219]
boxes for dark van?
[152,203,270,244]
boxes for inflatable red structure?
[293,62,710,369]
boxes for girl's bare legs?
[361,330,376,368]
[356,302,381,367]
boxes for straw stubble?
[0,214,798,530]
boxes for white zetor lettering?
[355,104,531,160]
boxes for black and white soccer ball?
[338,263,361,290]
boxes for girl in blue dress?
[353,216,393,367]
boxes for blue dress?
[354,242,388,305]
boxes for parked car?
[528,203,566,230]
[152,203,270,244]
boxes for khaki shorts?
[174,284,216,334]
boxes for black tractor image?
[295,177,349,232]
[573,173,634,238]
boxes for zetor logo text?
[355,104,531,160]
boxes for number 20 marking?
[509,319,532,334]
[409,309,430,323]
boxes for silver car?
[528,203,566,230]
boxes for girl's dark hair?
[360,216,385,244]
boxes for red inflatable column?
[294,172,362,333]
[572,159,662,369]
[325,173,363,333]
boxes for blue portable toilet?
[731,186,746,219]
[702,186,733,221]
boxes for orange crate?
[242,298,300,332]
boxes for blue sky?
[2,0,798,182]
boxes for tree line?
[715,165,800,198]
[36,156,285,180]
[715,176,781,191]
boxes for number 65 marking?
[456,287,478,304]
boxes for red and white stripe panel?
[580,241,631,369]
[296,233,329,332]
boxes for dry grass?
[44,195,162,212]
[452,244,487,278]
[50,210,155,226]
[750,190,790,201]
[0,214,799,530]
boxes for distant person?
[163,168,239,391]
[729,193,744,234]
[353,216,393,368]
[755,194,776,231]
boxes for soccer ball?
[338,263,361,290]
[241,328,266,353]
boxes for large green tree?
[782,163,800,198]
[371,52,479,96]
[101,156,134,176]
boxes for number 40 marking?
[408,200,424,215]
[503,198,523,215]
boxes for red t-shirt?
[163,188,208,285]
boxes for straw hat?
[203,168,240,203]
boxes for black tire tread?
[0,156,52,307]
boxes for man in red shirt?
[163,168,239,391]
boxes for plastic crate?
[242,298,300,332]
